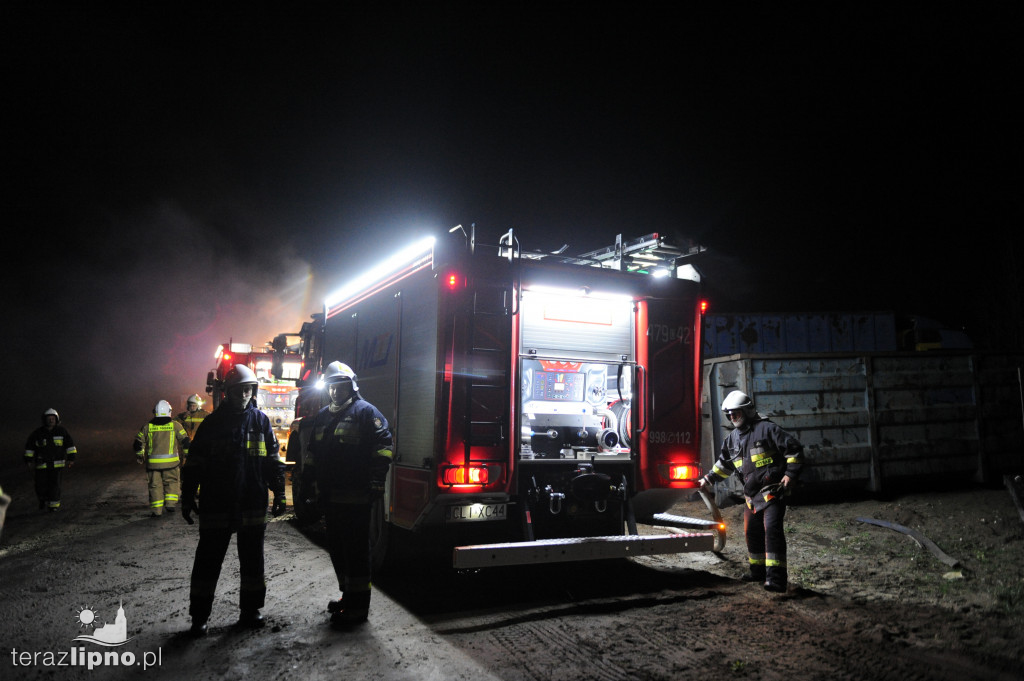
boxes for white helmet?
[721,390,753,412]
[323,361,359,391]
[42,408,60,425]
[187,393,203,407]
[154,400,173,417]
[721,390,756,427]
[224,364,259,392]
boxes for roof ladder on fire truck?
[563,232,706,274]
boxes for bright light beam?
[324,236,436,309]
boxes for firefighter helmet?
[323,361,359,391]
[721,390,755,427]
[154,400,173,417]
[42,408,60,425]
[186,393,203,407]
[224,364,259,391]
[721,390,753,412]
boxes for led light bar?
[324,236,436,309]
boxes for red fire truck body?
[288,229,724,569]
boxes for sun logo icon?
[76,607,98,629]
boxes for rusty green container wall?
[701,352,1024,494]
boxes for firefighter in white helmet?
[180,364,286,636]
[24,408,78,512]
[302,361,393,628]
[177,394,210,440]
[133,400,190,517]
[700,390,805,593]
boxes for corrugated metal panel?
[701,352,1024,493]
[519,290,634,362]
[703,312,898,357]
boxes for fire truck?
[205,340,304,454]
[280,227,725,570]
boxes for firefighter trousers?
[146,467,180,515]
[34,467,63,510]
[744,500,788,587]
[189,525,267,622]
[324,503,372,599]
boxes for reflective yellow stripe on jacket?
[140,423,182,466]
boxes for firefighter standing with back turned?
[24,408,78,512]
[134,400,190,517]
[180,364,287,637]
[301,361,393,628]
[701,390,804,593]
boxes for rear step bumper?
[453,531,717,569]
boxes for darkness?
[2,4,1021,451]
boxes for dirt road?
[1,435,1022,681]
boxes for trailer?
[284,228,726,569]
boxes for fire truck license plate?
[445,503,507,522]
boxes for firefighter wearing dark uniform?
[134,400,190,517]
[24,408,78,512]
[177,394,210,441]
[180,364,286,637]
[701,390,804,593]
[302,361,393,628]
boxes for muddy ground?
[1,431,1022,681]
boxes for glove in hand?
[182,498,199,525]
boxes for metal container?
[701,351,1024,494]
[703,312,899,356]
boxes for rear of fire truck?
[291,228,725,570]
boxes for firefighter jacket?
[25,426,77,469]
[708,417,804,512]
[134,417,190,470]
[177,408,210,440]
[180,401,285,529]
[304,396,393,505]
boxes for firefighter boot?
[327,596,344,613]
[330,590,370,628]
[189,619,208,638]
[741,564,767,583]
[764,565,788,593]
[238,609,266,629]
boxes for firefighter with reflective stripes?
[180,364,286,637]
[134,400,190,517]
[24,408,78,512]
[302,361,393,628]
[701,390,804,593]
[177,394,210,440]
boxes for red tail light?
[662,464,698,482]
[442,270,464,290]
[441,464,503,487]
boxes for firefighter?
[177,394,210,440]
[180,364,287,637]
[24,408,78,512]
[134,400,190,517]
[700,390,804,593]
[301,361,393,628]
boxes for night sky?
[3,3,1020,448]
